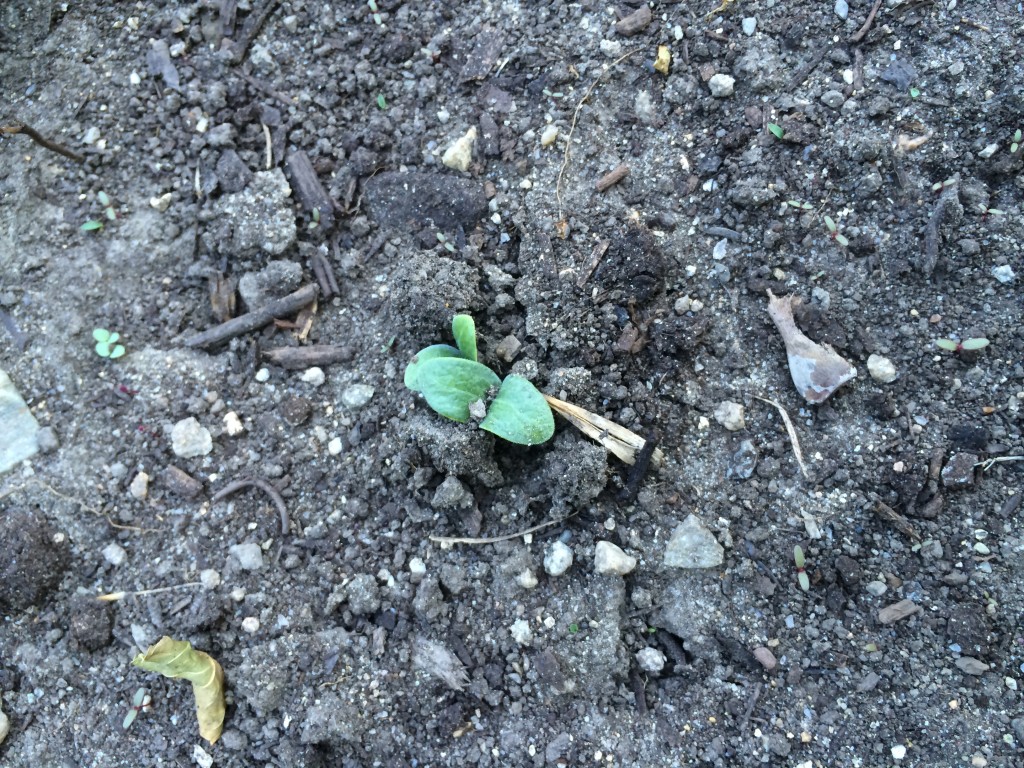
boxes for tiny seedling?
[308,207,320,231]
[767,123,784,139]
[909,86,921,98]
[122,687,152,730]
[367,0,383,24]
[793,545,810,591]
[1010,129,1021,154]
[931,178,957,194]
[935,337,989,353]
[93,328,126,359]
[405,315,554,445]
[977,204,1005,220]
[82,191,117,231]
[823,215,849,247]
[785,200,814,211]
[376,93,387,109]
[435,232,456,253]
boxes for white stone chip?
[714,401,746,431]
[594,541,637,575]
[540,125,559,147]
[102,543,127,566]
[517,569,538,589]
[229,542,265,571]
[442,126,477,172]
[510,618,532,645]
[327,437,343,455]
[301,367,326,387]
[544,541,574,576]
[867,354,898,383]
[223,411,244,436]
[171,417,212,458]
[241,616,260,634]
[636,647,666,674]
[664,514,725,568]
[129,471,150,500]
[708,74,735,97]
[200,569,221,589]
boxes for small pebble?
[409,557,426,581]
[102,543,127,567]
[1005,677,1018,691]
[741,17,757,36]
[192,745,214,768]
[129,471,150,500]
[674,296,692,314]
[955,656,989,675]
[834,0,849,20]
[636,647,666,674]
[544,541,574,576]
[254,367,270,382]
[223,411,244,436]
[200,569,221,589]
[241,616,260,634]
[149,193,173,212]
[594,541,637,575]
[821,90,845,109]
[327,437,343,455]
[442,126,477,172]
[664,514,724,568]
[229,542,265,571]
[891,744,906,760]
[0,701,8,745]
[517,569,538,589]
[866,580,887,597]
[540,125,559,147]
[342,384,375,409]
[301,367,326,387]
[978,143,998,159]
[714,401,745,431]
[867,354,898,383]
[510,618,532,645]
[170,417,212,458]
[992,265,1016,284]
[752,646,777,671]
[708,73,735,98]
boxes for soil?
[1,1,1023,766]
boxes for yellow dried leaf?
[654,45,671,75]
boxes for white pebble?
[129,471,149,500]
[229,542,265,571]
[0,702,8,745]
[741,17,757,36]
[1006,677,1019,691]
[867,354,898,383]
[200,568,221,589]
[636,647,666,674]
[129,71,141,86]
[599,39,622,58]
[510,618,532,645]
[891,744,907,760]
[102,543,127,567]
[223,411,244,436]
[544,541,574,576]
[171,417,213,458]
[241,616,260,634]
[192,745,214,768]
[594,541,637,575]
[149,193,173,212]
[409,557,426,577]
[342,384,375,409]
[442,126,477,172]
[978,143,999,159]
[992,265,1016,283]
[866,580,887,596]
[708,74,735,98]
[714,401,745,431]
[834,0,849,20]
[254,367,270,382]
[301,367,326,387]
[327,437,343,455]
[540,125,559,147]
[517,569,538,589]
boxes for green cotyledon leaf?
[404,344,463,391]
[415,357,500,423]
[480,375,555,445]
[132,636,226,745]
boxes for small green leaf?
[123,708,138,729]
[93,328,111,343]
[767,123,784,139]
[377,93,387,109]
[106,332,120,344]
[404,344,463,390]
[480,375,555,445]
[81,219,104,231]
[95,342,111,357]
[960,337,989,351]
[835,233,849,247]
[416,357,501,423]
[823,215,837,233]
[110,344,126,359]
[451,315,477,362]
[935,338,959,351]
[104,207,117,221]
[793,545,805,568]
[797,571,810,591]
[98,191,111,206]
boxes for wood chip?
[285,150,335,230]
[615,5,651,36]
[595,163,630,192]
[262,345,350,369]
[878,598,920,625]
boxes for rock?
[229,543,265,571]
[636,647,666,674]
[540,125,559,147]
[431,475,473,510]
[36,426,59,453]
[216,149,252,193]
[200,569,221,589]
[865,580,887,597]
[0,699,8,745]
[341,384,375,409]
[941,453,977,489]
[752,646,777,671]
[495,335,522,362]
[0,508,68,611]
[955,656,990,675]
[223,411,244,436]
[544,541,574,576]
[726,439,759,479]
[878,598,920,624]
[162,465,204,498]
[441,126,477,171]
[102,543,127,566]
[510,618,532,645]
[741,17,757,36]
[867,354,898,383]
[594,541,637,575]
[237,260,302,311]
[129,471,149,500]
[714,401,746,431]
[834,0,849,20]
[345,574,380,616]
[992,265,1016,284]
[0,369,40,473]
[170,417,213,458]
[278,397,312,427]
[834,555,861,589]
[821,89,845,109]
[708,73,735,97]
[300,367,326,387]
[212,169,296,256]
[517,569,538,589]
[363,171,488,232]
[664,514,724,569]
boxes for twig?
[921,182,957,277]
[738,682,762,731]
[237,70,294,107]
[628,666,648,715]
[976,455,1024,472]
[556,48,641,218]
[617,430,658,504]
[211,477,289,535]
[849,0,884,43]
[262,344,349,369]
[97,582,202,602]
[576,239,609,288]
[1,121,84,163]
[182,284,319,348]
[595,163,630,193]
[752,395,810,479]
[873,500,919,541]
[545,395,665,467]
[429,515,570,545]
[229,0,281,65]
[310,251,340,299]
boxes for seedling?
[1011,129,1021,154]
[435,232,456,253]
[82,191,117,231]
[909,86,921,98]
[977,204,1005,220]
[767,123,784,139]
[931,178,957,194]
[367,0,383,24]
[785,200,814,211]
[823,215,849,247]
[793,545,810,591]
[308,207,320,231]
[935,337,989,353]
[122,687,152,730]
[92,328,126,359]
[376,93,387,110]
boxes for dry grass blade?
[544,395,664,467]
[430,515,569,545]
[752,395,810,479]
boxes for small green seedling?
[785,200,814,211]
[122,687,152,730]
[93,328,126,359]
[935,337,989,353]
[308,207,320,231]
[367,0,382,24]
[767,123,784,139]
[1011,129,1021,155]
[823,215,849,247]
[435,232,456,253]
[376,93,387,109]
[793,545,810,591]
[931,178,957,194]
[405,315,554,445]
[82,191,117,231]
[977,204,1005,220]
[909,86,921,99]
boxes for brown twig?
[595,163,630,192]
[1,121,84,163]
[576,239,609,288]
[849,0,884,43]
[262,344,349,369]
[310,251,339,299]
[182,284,319,348]
[211,478,289,535]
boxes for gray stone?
[708,73,735,97]
[237,260,303,311]
[171,417,213,458]
[341,384,375,410]
[714,401,745,431]
[102,543,127,566]
[36,426,59,453]
[636,647,666,674]
[594,541,636,575]
[821,89,845,109]
[664,514,724,569]
[867,354,898,383]
[345,574,380,616]
[229,542,265,571]
[0,369,40,473]
[213,169,296,256]
[834,0,849,20]
[364,171,488,232]
[0,699,8,745]
[941,453,977,489]
[741,17,757,36]
[726,439,759,479]
[955,656,990,675]
[544,541,574,576]
[431,475,473,510]
[216,149,253,193]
